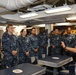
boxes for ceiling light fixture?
[34,24,45,27]
[44,5,71,14]
[54,22,71,26]
[66,17,76,20]
[20,12,38,18]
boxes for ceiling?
[0,0,76,26]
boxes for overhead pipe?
[0,0,37,10]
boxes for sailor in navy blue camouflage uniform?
[37,28,48,59]
[50,29,62,55]
[2,24,18,68]
[62,27,76,75]
[29,28,39,63]
[17,29,30,64]
[61,41,76,75]
[63,28,76,55]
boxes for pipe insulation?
[0,0,37,10]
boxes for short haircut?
[54,28,59,31]
[6,24,13,31]
[31,28,36,31]
[67,27,71,30]
[31,28,35,30]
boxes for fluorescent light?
[34,24,45,27]
[38,24,45,27]
[45,5,71,14]
[20,12,38,18]
[26,27,33,29]
[54,23,71,26]
[66,17,76,20]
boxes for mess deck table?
[38,55,73,75]
[0,63,46,75]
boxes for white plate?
[12,69,23,73]
[52,57,59,59]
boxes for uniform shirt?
[63,34,76,47]
[63,34,76,57]
[50,34,61,47]
[17,36,30,54]
[37,33,48,47]
[29,34,39,51]
[2,32,18,55]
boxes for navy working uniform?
[50,34,62,55]
[29,34,39,63]
[63,34,76,75]
[2,32,18,67]
[37,32,48,59]
[63,34,76,56]
[17,36,31,64]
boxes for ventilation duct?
[68,0,75,3]
[0,0,37,10]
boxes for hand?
[52,45,55,48]
[44,45,47,48]
[12,50,17,56]
[25,51,29,56]
[61,41,66,48]
[34,49,38,53]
